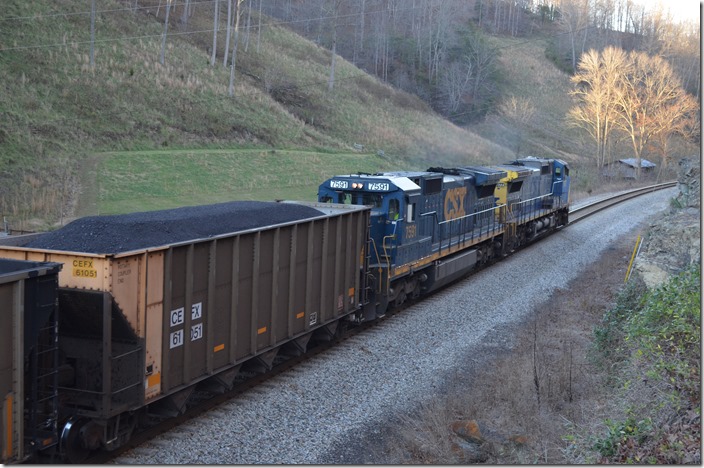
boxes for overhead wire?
[0,0,213,22]
[0,2,426,52]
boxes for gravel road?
[112,188,675,464]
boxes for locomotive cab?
[318,174,420,267]
[319,173,433,316]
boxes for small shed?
[601,158,656,179]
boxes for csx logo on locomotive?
[444,187,467,220]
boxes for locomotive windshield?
[320,191,383,208]
[362,193,383,207]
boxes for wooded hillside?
[0,0,699,228]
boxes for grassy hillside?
[1,0,517,229]
[84,148,395,215]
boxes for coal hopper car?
[0,200,370,462]
[0,258,62,464]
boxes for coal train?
[0,156,569,463]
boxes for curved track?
[568,182,677,224]
[70,181,677,464]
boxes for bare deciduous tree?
[256,0,262,53]
[159,0,172,65]
[228,0,244,96]
[568,47,629,168]
[90,0,96,68]
[358,0,367,58]
[327,0,343,92]
[181,0,191,26]
[500,95,536,156]
[223,0,232,67]
[614,50,698,178]
[465,29,495,112]
[651,98,699,179]
[244,0,252,52]
[440,57,473,114]
[559,0,591,73]
[211,0,219,66]
[569,46,699,178]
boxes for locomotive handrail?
[379,222,400,296]
[506,181,569,228]
[381,222,398,259]
[436,203,506,256]
[510,181,560,207]
[367,237,384,293]
[436,203,504,226]
[368,236,382,266]
[509,191,552,207]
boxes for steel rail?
[43,179,679,464]
[568,181,677,224]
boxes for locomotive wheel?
[393,290,407,307]
[59,418,92,463]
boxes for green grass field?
[93,148,398,215]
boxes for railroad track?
[568,181,677,224]
[65,181,678,464]
[81,320,378,464]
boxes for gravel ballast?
[25,201,323,254]
[112,189,675,464]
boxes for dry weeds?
[386,235,637,464]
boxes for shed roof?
[618,158,656,168]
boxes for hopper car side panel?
[0,259,62,464]
[0,202,370,459]
[157,204,369,393]
[0,275,23,464]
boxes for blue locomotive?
[318,157,570,318]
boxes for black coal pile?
[26,201,324,254]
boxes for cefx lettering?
[170,307,185,327]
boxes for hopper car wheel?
[59,418,92,463]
